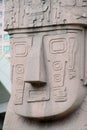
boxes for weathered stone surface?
[8,26,87,119]
[4,0,87,29]
[3,94,87,130]
[3,0,87,130]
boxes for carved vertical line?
[84,29,87,85]
[68,35,78,79]
[18,0,20,27]
[80,30,85,81]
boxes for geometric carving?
[12,37,32,58]
[16,64,24,74]
[44,33,68,103]
[50,38,67,54]
[54,74,62,82]
[68,38,77,70]
[53,61,66,87]
[4,0,87,29]
[53,88,67,102]
[14,78,24,105]
[53,61,62,71]
[69,70,76,79]
[68,37,78,79]
[60,0,76,6]
[16,78,24,90]
[53,61,67,102]
[14,43,28,57]
[20,0,50,27]
[28,0,49,14]
[14,92,24,105]
[13,36,33,105]
[27,88,50,102]
[51,0,60,24]
[5,0,20,28]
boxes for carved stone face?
[11,26,86,120]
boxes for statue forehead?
[5,0,87,30]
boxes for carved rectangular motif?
[50,38,67,54]
[44,34,67,102]
[13,37,32,57]
[14,42,28,57]
[60,0,76,6]
[27,89,49,102]
[14,78,24,105]
[53,88,67,102]
[13,37,32,105]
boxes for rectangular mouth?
[27,88,50,102]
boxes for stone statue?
[3,0,87,130]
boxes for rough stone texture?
[4,0,87,29]
[3,95,87,130]
[3,0,87,130]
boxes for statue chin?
[13,79,86,120]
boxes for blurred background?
[0,0,11,130]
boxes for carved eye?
[50,38,67,54]
[13,37,32,57]
[14,43,28,57]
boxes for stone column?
[3,0,87,130]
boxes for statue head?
[5,0,87,120]
[10,26,86,120]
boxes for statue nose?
[24,36,47,85]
